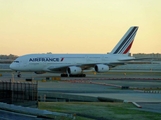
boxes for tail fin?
[110,26,138,55]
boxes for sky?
[1,0,161,56]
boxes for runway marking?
[132,102,142,108]
[63,79,122,88]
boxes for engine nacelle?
[67,66,82,75]
[34,71,46,74]
[94,64,109,73]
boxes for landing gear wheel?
[69,74,74,77]
[69,74,86,77]
[82,74,86,77]
[17,73,21,78]
[61,74,68,77]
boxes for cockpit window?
[13,61,19,63]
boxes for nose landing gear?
[17,72,21,78]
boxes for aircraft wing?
[47,64,95,72]
[118,57,153,61]
[47,65,69,72]
[46,57,153,72]
[47,62,126,72]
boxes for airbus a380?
[10,26,138,77]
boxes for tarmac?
[0,70,161,113]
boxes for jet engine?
[67,66,82,75]
[94,64,109,73]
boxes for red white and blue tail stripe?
[110,26,138,54]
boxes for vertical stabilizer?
[110,26,138,55]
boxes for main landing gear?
[61,74,86,77]
[61,74,68,77]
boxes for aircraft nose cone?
[10,63,15,70]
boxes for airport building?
[133,53,161,60]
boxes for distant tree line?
[0,54,18,60]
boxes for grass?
[38,102,161,120]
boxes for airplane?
[10,26,138,77]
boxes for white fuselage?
[10,53,132,72]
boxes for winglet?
[110,26,138,55]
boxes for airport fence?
[0,80,38,105]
